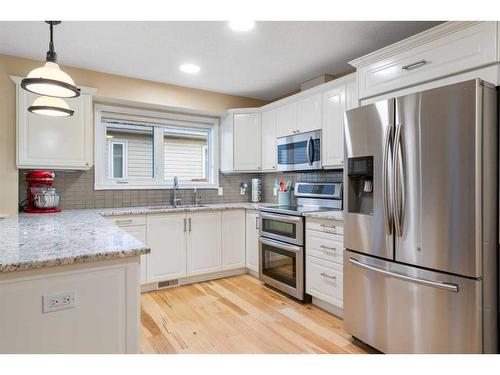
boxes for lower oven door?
[259,237,304,300]
[344,250,484,353]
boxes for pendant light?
[21,21,81,99]
[28,96,74,117]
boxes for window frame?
[108,139,128,179]
[95,105,219,190]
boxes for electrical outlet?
[43,292,76,313]
[218,187,223,196]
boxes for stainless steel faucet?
[172,176,181,207]
[193,187,202,206]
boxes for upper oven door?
[277,130,321,171]
[259,211,304,246]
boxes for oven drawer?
[306,255,343,308]
[306,229,343,265]
[306,218,343,235]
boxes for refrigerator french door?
[343,79,498,354]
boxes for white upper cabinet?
[351,22,498,100]
[261,109,277,171]
[296,92,322,134]
[221,210,246,270]
[233,113,262,171]
[187,211,222,276]
[220,110,262,173]
[322,86,346,169]
[12,76,96,170]
[146,213,187,282]
[276,101,297,138]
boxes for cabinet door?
[245,210,260,273]
[296,93,322,133]
[261,109,277,171]
[119,225,148,284]
[346,80,358,111]
[276,102,297,138]
[322,86,346,168]
[306,255,343,308]
[187,211,222,276]
[146,213,187,282]
[233,113,262,171]
[17,89,93,169]
[222,210,246,270]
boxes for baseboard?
[247,268,259,279]
[140,267,248,293]
[312,297,343,318]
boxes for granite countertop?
[0,202,273,274]
[97,202,273,216]
[0,210,150,274]
[303,210,344,221]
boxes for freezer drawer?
[343,251,483,353]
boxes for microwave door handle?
[306,137,313,165]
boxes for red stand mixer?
[24,170,61,213]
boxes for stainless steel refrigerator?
[343,79,498,354]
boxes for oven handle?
[259,212,303,223]
[259,237,303,253]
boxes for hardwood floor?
[140,274,377,354]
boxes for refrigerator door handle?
[393,122,405,237]
[382,124,393,235]
[349,257,459,292]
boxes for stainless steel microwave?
[276,130,321,171]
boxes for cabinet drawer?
[107,215,146,227]
[306,218,343,235]
[306,229,343,265]
[306,256,343,308]
[357,22,497,99]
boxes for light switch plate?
[218,187,223,196]
[43,291,76,313]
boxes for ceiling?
[0,21,441,100]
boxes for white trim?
[95,105,219,190]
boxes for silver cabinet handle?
[115,219,133,225]
[393,122,404,237]
[320,272,336,280]
[320,224,336,230]
[255,216,260,229]
[183,218,186,233]
[320,245,337,252]
[116,180,129,184]
[382,124,393,235]
[188,218,192,232]
[402,59,427,71]
[349,258,459,292]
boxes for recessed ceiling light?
[228,21,255,32]
[180,63,200,74]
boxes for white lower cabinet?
[305,218,344,312]
[146,212,187,282]
[222,210,246,270]
[306,256,343,308]
[187,211,222,276]
[245,210,260,273]
[106,215,148,284]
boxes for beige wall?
[0,53,267,215]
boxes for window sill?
[94,183,220,191]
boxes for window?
[95,105,219,190]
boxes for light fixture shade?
[22,62,81,98]
[28,96,74,117]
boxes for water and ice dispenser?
[347,156,373,215]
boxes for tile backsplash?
[18,168,343,210]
